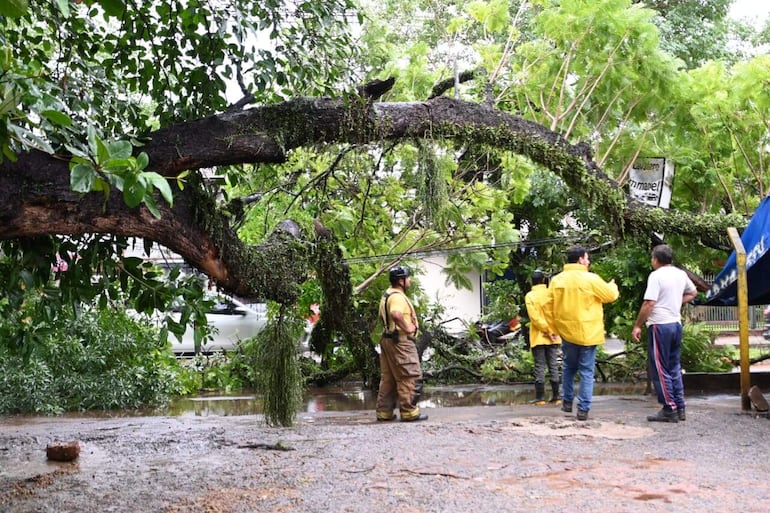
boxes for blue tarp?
[705,195,770,306]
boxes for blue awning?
[705,195,770,306]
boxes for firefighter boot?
[412,380,424,404]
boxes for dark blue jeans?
[647,323,684,411]
[561,341,597,412]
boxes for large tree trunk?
[0,96,744,301]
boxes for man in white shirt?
[632,245,698,423]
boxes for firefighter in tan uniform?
[375,266,428,422]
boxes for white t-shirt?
[644,265,697,326]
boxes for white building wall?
[416,253,483,334]
[125,240,486,332]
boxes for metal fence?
[691,273,768,331]
[687,304,767,331]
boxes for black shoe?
[401,413,428,422]
[549,382,560,403]
[561,400,572,413]
[531,383,546,405]
[576,409,589,421]
[678,408,686,421]
[647,408,679,423]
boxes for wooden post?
[727,227,751,411]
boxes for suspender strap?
[382,289,416,342]
[382,291,401,340]
[382,291,392,328]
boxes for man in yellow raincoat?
[548,246,618,421]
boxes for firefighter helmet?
[389,265,411,284]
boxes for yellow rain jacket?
[525,284,561,348]
[547,263,619,346]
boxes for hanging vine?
[251,304,304,427]
[417,141,448,227]
[311,219,380,387]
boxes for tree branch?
[0,95,744,301]
[428,69,482,99]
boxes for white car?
[171,297,268,355]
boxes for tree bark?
[0,96,743,300]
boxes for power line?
[343,235,576,264]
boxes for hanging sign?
[629,157,674,208]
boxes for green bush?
[479,341,533,383]
[681,323,735,372]
[600,322,735,381]
[175,350,250,393]
[0,303,184,414]
[481,279,521,322]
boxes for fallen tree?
[2,0,753,426]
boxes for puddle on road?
[161,383,647,417]
[0,383,648,420]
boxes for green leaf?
[2,143,18,162]
[87,126,99,157]
[122,256,144,271]
[98,0,126,17]
[107,140,133,159]
[136,152,149,170]
[95,137,110,165]
[122,176,146,208]
[0,0,28,17]
[0,46,12,71]
[176,170,190,191]
[92,176,109,193]
[20,270,34,290]
[64,145,89,159]
[142,171,174,206]
[8,124,54,154]
[71,163,96,193]
[0,84,21,115]
[466,1,490,25]
[102,157,134,172]
[41,110,73,127]
[55,0,69,18]
[107,172,125,190]
[143,193,161,218]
